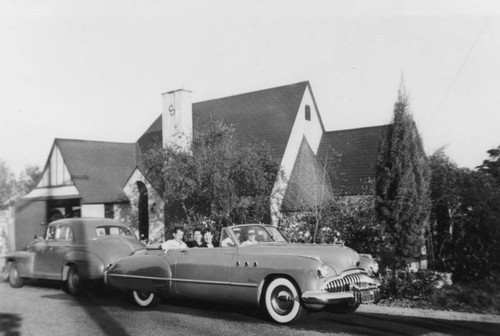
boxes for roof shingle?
[317,125,388,195]
[137,81,309,164]
[56,139,136,203]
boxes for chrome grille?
[323,272,375,293]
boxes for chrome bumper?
[302,286,380,305]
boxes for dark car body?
[5,218,144,294]
[105,224,380,324]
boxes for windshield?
[230,225,289,245]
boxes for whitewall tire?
[132,290,160,308]
[264,277,304,324]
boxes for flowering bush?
[379,269,452,299]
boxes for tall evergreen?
[375,82,430,268]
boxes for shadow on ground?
[0,313,22,336]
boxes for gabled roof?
[55,139,136,203]
[317,125,388,195]
[281,137,333,212]
[137,81,310,164]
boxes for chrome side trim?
[106,273,258,287]
[107,273,170,281]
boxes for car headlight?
[317,264,335,278]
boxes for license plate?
[356,289,375,303]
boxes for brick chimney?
[161,89,192,151]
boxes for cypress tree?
[375,82,430,268]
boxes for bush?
[430,273,500,314]
[379,269,452,299]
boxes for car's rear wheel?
[8,262,24,288]
[263,277,304,324]
[65,265,84,295]
[132,290,161,308]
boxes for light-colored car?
[6,218,144,295]
[104,224,380,324]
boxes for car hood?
[93,237,145,264]
[238,243,360,275]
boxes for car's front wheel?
[65,265,84,295]
[8,262,24,288]
[131,290,161,308]
[263,277,304,324]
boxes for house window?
[305,105,311,121]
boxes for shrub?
[380,269,452,299]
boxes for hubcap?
[271,286,295,315]
[137,291,151,300]
[70,271,80,290]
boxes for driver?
[220,227,241,247]
[241,229,258,247]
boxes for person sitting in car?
[161,226,187,252]
[186,227,203,248]
[220,227,241,247]
[200,229,218,248]
[241,229,258,247]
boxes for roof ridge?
[325,124,389,134]
[193,81,309,105]
[55,138,135,145]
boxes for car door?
[48,225,72,276]
[172,247,234,301]
[33,225,56,277]
[33,225,70,278]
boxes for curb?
[358,304,500,324]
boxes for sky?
[1,0,500,175]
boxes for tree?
[428,149,463,268]
[0,159,15,208]
[141,119,282,233]
[374,83,431,268]
[0,162,42,210]
[17,165,42,196]
[428,147,500,281]
[477,145,500,183]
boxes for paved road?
[0,280,499,336]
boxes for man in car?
[241,229,258,247]
[187,227,203,247]
[220,227,241,247]
[161,226,187,252]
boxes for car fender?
[105,254,172,293]
[5,251,35,277]
[63,250,105,280]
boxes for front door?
[33,225,69,279]
[172,247,234,301]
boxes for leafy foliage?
[374,83,430,268]
[429,147,500,281]
[0,161,42,209]
[379,269,452,299]
[428,149,463,268]
[279,194,383,256]
[140,119,282,232]
[0,159,15,207]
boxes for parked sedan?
[6,218,144,295]
[105,224,380,324]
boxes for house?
[14,81,387,250]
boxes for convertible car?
[6,218,144,295]
[104,224,380,324]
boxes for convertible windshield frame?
[227,224,290,246]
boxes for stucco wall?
[117,168,165,243]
